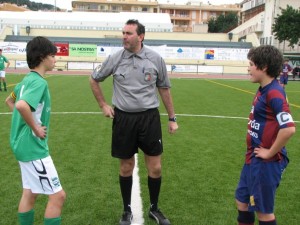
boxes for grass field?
[0,74,299,225]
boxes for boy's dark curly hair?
[247,45,283,78]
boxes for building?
[240,0,265,23]
[159,2,240,32]
[0,1,252,74]
[0,11,173,34]
[231,0,300,54]
[71,0,241,32]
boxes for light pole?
[54,0,56,11]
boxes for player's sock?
[18,209,34,225]
[237,210,255,225]
[44,217,61,225]
[3,82,6,90]
[119,175,132,212]
[0,82,2,90]
[148,176,161,211]
[259,220,277,225]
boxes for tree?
[273,5,300,48]
[208,17,217,33]
[208,12,238,33]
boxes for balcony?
[173,25,192,32]
[170,14,190,20]
[254,22,263,33]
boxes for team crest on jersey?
[144,72,151,81]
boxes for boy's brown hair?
[247,45,283,78]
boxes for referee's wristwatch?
[169,117,177,122]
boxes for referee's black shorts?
[112,108,163,159]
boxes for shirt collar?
[123,44,146,59]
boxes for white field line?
[131,154,144,225]
[1,112,299,123]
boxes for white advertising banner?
[96,45,248,61]
[0,42,27,54]
[1,42,249,61]
[214,48,249,61]
[16,60,29,68]
[168,64,223,73]
[68,62,93,70]
[97,46,123,58]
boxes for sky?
[30,0,243,10]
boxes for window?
[112,6,120,11]
[192,11,196,19]
[90,4,98,10]
[179,11,188,17]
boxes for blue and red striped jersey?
[281,64,292,77]
[245,79,295,164]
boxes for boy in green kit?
[0,48,10,91]
[5,36,66,225]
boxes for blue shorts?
[235,157,288,213]
[280,75,288,85]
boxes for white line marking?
[131,154,144,225]
[0,112,299,123]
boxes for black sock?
[148,176,161,211]
[237,210,255,225]
[259,220,277,225]
[119,175,132,212]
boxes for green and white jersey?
[10,71,51,162]
[0,55,9,70]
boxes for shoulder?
[267,81,285,99]
[142,47,165,66]
[25,72,48,86]
[143,46,161,58]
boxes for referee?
[90,19,178,225]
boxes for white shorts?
[0,71,5,78]
[19,156,63,195]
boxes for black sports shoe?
[149,209,171,225]
[119,211,133,225]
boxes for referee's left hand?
[168,122,178,134]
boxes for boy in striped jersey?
[235,45,295,225]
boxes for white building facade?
[231,0,300,53]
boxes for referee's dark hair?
[247,45,283,79]
[126,19,145,38]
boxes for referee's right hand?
[102,104,114,119]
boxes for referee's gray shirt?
[91,46,171,112]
